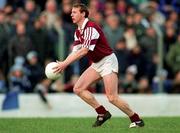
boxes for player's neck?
[77,18,86,29]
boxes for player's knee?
[107,95,118,104]
[73,87,80,95]
[73,85,83,95]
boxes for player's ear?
[82,12,85,17]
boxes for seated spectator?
[119,65,138,93]
[25,51,44,92]
[128,44,147,79]
[137,76,152,93]
[114,38,129,78]
[146,53,159,84]
[151,69,172,93]
[8,64,32,93]
[171,71,180,93]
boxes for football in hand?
[45,62,61,80]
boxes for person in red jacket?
[53,3,144,128]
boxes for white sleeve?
[82,27,100,51]
[72,33,81,52]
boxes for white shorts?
[91,53,119,77]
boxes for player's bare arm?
[53,47,89,73]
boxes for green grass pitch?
[0,117,180,133]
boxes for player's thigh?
[102,72,119,95]
[74,67,101,91]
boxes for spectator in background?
[164,19,175,30]
[53,17,66,61]
[15,9,33,35]
[146,53,159,84]
[133,11,146,40]
[130,0,148,6]
[103,1,116,17]
[41,0,59,30]
[123,26,137,50]
[114,38,129,78]
[58,0,75,57]
[128,45,147,79]
[126,4,137,16]
[116,0,128,16]
[6,0,25,10]
[171,71,180,93]
[166,33,180,74]
[167,11,179,32]
[8,64,31,93]
[2,5,14,37]
[90,11,104,27]
[60,0,73,24]
[163,27,177,53]
[8,22,33,67]
[30,18,50,64]
[151,69,172,93]
[124,14,134,27]
[103,14,124,49]
[139,26,158,62]
[137,76,151,94]
[163,11,179,51]
[139,1,165,26]
[120,65,138,93]
[159,0,180,14]
[88,0,104,23]
[25,0,40,24]
[40,0,60,60]
[25,51,44,92]
[149,1,166,26]
[34,0,47,10]
[0,11,10,75]
[14,56,25,68]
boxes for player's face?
[71,7,84,24]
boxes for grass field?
[0,117,180,133]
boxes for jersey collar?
[79,18,89,30]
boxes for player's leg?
[73,66,102,108]
[73,67,111,127]
[103,72,134,116]
[103,72,144,128]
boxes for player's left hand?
[53,61,67,74]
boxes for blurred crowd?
[0,0,180,94]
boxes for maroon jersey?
[72,18,113,63]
